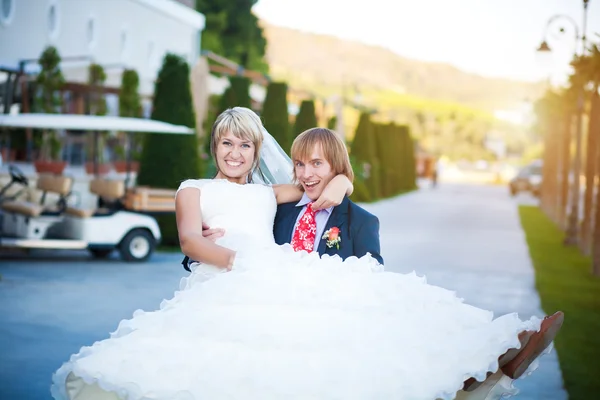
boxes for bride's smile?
[215,133,255,183]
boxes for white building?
[0,0,205,100]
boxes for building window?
[1,0,14,26]
[87,17,96,49]
[48,1,60,40]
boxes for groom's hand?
[202,222,225,242]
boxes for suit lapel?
[280,205,303,243]
[317,196,349,255]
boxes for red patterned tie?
[291,202,317,252]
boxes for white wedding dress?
[51,179,544,400]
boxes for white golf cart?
[0,113,194,262]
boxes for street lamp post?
[537,0,590,246]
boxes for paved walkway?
[362,182,566,399]
[0,182,567,399]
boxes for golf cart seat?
[1,174,73,217]
[124,186,177,212]
[66,178,125,218]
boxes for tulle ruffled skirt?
[51,242,543,400]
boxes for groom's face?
[294,143,336,200]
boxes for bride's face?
[215,131,256,184]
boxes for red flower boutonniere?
[322,227,341,249]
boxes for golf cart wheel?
[89,248,113,258]
[119,229,155,262]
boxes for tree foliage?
[117,69,143,161]
[88,64,107,116]
[293,100,317,138]
[327,116,337,129]
[219,76,251,113]
[350,112,380,201]
[35,46,65,160]
[137,54,202,189]
[196,0,268,73]
[87,63,109,163]
[262,81,291,153]
[136,54,203,245]
[119,69,142,118]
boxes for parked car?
[509,161,543,197]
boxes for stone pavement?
[361,182,567,399]
[0,182,567,399]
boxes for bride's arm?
[271,174,354,208]
[176,188,236,270]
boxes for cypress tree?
[261,81,291,153]
[35,46,65,161]
[117,69,142,163]
[391,124,406,193]
[293,100,317,138]
[372,122,390,198]
[136,54,202,245]
[219,76,251,113]
[327,116,337,130]
[402,125,418,190]
[370,122,382,198]
[384,123,398,195]
[87,63,108,165]
[119,69,142,117]
[350,112,381,201]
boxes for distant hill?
[261,22,545,113]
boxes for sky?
[253,0,600,85]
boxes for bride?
[51,107,563,400]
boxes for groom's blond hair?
[291,128,354,183]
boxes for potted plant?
[114,68,142,173]
[85,63,112,175]
[33,46,67,174]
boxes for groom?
[273,127,383,265]
[182,127,383,271]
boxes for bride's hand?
[312,175,352,210]
[224,250,236,272]
[202,222,225,242]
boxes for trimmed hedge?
[327,116,337,129]
[293,100,318,138]
[262,81,291,154]
[350,112,380,201]
[136,53,202,245]
[351,117,417,202]
[219,76,251,113]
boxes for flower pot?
[34,160,67,175]
[85,162,112,175]
[1,148,16,162]
[113,161,140,173]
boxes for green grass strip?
[519,205,600,399]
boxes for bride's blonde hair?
[210,107,264,180]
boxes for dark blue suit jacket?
[273,196,384,265]
[181,196,383,271]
